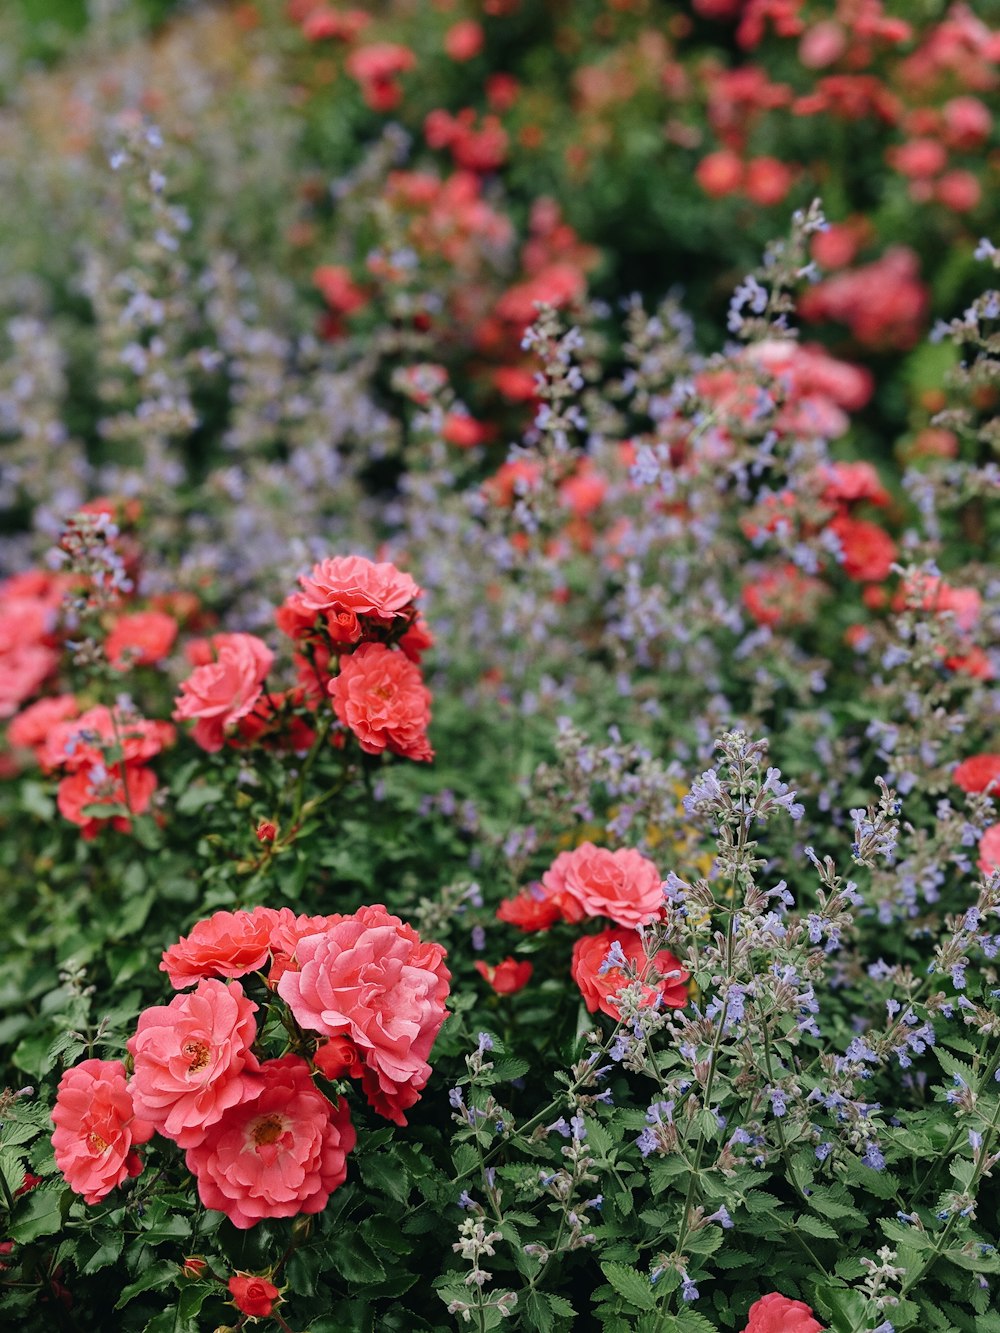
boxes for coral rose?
[496,883,565,932]
[185,1055,355,1229]
[57,761,158,838]
[979,825,1000,875]
[295,554,420,625]
[828,514,897,582]
[51,1059,154,1204]
[128,979,260,1148]
[160,909,276,988]
[173,632,273,752]
[228,1275,280,1318]
[329,642,433,762]
[277,904,450,1125]
[571,928,688,1020]
[544,843,664,929]
[474,957,533,994]
[741,1293,824,1333]
[7,695,79,756]
[105,610,178,668]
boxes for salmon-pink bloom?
[741,1293,824,1333]
[7,695,79,756]
[185,1055,355,1228]
[543,844,664,929]
[263,907,339,989]
[695,149,744,198]
[444,20,483,61]
[818,461,889,508]
[41,704,173,774]
[57,761,158,838]
[160,908,276,988]
[294,554,420,628]
[571,928,688,1020]
[979,825,1000,875]
[128,979,260,1147]
[105,610,178,668]
[329,642,433,762]
[278,905,450,1125]
[51,1059,154,1204]
[173,633,273,752]
[496,883,565,932]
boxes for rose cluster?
[493,841,689,1018]
[51,904,450,1226]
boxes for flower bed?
[0,3,999,1331]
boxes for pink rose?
[160,909,276,989]
[185,1055,355,1229]
[295,554,420,624]
[979,824,1000,876]
[41,704,173,773]
[173,632,273,752]
[742,1293,824,1333]
[329,642,433,762]
[571,928,688,1020]
[128,979,260,1148]
[277,904,450,1125]
[105,610,178,668]
[57,761,158,839]
[7,695,79,756]
[543,843,665,929]
[52,1059,154,1204]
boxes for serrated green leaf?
[600,1261,656,1311]
[796,1213,838,1239]
[8,1185,64,1243]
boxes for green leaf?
[796,1213,839,1240]
[8,1185,64,1243]
[79,1230,125,1273]
[332,1234,386,1285]
[175,784,225,815]
[358,1152,411,1204]
[600,1261,656,1311]
[115,1262,179,1308]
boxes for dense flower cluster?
[50,904,448,1225]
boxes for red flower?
[474,957,533,994]
[496,884,565,932]
[173,633,273,753]
[105,610,178,668]
[160,909,275,988]
[828,514,897,582]
[228,1274,281,1318]
[741,1293,824,1333]
[571,929,688,1020]
[979,824,1000,875]
[954,755,1000,795]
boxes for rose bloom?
[41,704,173,774]
[173,632,273,752]
[7,695,79,756]
[228,1275,281,1318]
[329,642,433,763]
[444,19,483,60]
[695,149,744,197]
[543,843,664,929]
[128,979,261,1148]
[742,1293,824,1333]
[57,761,158,839]
[474,957,533,994]
[979,824,1000,875]
[828,514,897,582]
[743,564,828,630]
[161,908,276,988]
[105,610,178,668]
[264,907,338,989]
[186,1055,356,1229]
[293,554,420,630]
[496,883,565,932]
[313,1035,363,1080]
[817,460,888,508]
[953,754,1000,795]
[51,1059,154,1204]
[571,928,688,1020]
[278,904,451,1126]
